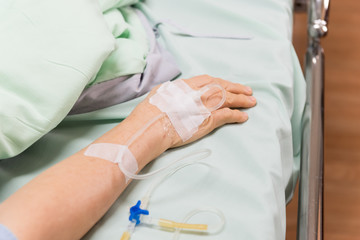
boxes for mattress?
[0,0,306,239]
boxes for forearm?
[0,154,124,240]
[0,103,171,240]
[0,75,255,240]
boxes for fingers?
[213,78,253,96]
[182,74,257,112]
[194,78,256,109]
[222,91,257,108]
[201,87,256,110]
[184,75,253,96]
[212,108,249,129]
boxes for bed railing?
[296,0,329,240]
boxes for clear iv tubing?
[197,84,226,112]
[119,83,227,239]
[141,160,212,208]
[140,161,226,239]
[120,160,224,240]
[172,207,225,240]
[119,83,226,180]
[119,147,211,180]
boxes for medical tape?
[85,143,211,182]
[84,81,225,181]
[149,79,225,142]
[84,143,138,183]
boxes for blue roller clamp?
[129,200,149,225]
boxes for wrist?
[93,101,174,170]
[124,103,175,169]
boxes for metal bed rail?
[296,0,330,239]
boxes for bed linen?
[70,9,181,114]
[0,0,148,159]
[0,0,306,239]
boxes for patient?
[0,75,256,240]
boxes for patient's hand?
[124,75,257,157]
[173,75,256,147]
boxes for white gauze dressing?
[149,79,213,142]
[84,79,225,181]
[84,143,138,183]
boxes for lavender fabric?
[69,10,180,115]
[0,224,17,240]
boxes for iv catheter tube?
[198,84,226,112]
[118,149,211,180]
[119,81,226,181]
[158,219,208,230]
[120,231,131,240]
[141,216,208,231]
[120,221,136,240]
[141,159,212,209]
[172,208,226,240]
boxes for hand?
[125,75,256,152]
[170,75,257,147]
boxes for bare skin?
[0,75,256,240]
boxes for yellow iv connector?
[120,219,207,240]
[120,231,131,240]
[158,218,208,231]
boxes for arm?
[0,75,256,240]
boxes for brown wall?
[287,0,360,239]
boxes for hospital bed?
[0,0,328,239]
[295,0,329,239]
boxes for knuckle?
[213,77,223,84]
[199,74,211,79]
[226,94,234,106]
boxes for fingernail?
[243,112,248,119]
[245,86,252,94]
[249,96,256,102]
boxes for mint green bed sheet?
[0,0,148,158]
[0,0,306,239]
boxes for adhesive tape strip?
[149,79,211,142]
[84,143,138,183]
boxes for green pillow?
[0,0,116,158]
